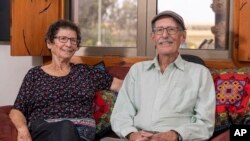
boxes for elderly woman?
[9,20,122,141]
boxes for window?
[71,0,148,56]
[157,0,229,50]
[73,0,137,47]
[151,0,233,59]
[70,0,232,59]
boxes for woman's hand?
[9,109,32,141]
[17,127,32,141]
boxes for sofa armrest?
[0,105,13,115]
[0,105,17,141]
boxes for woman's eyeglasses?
[54,36,80,45]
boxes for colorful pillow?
[210,67,250,75]
[213,71,250,133]
[92,61,118,137]
[92,61,131,138]
[94,90,117,138]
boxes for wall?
[0,44,42,106]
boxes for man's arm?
[110,68,139,138]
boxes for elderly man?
[110,10,215,141]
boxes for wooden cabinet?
[11,0,64,56]
[233,0,250,63]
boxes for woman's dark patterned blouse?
[13,64,113,123]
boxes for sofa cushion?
[92,62,121,138]
[107,66,130,80]
[212,69,250,133]
[0,110,12,140]
[0,105,12,115]
[94,90,117,138]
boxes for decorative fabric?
[213,72,250,132]
[210,67,250,75]
[92,61,119,137]
[94,90,117,138]
[45,118,95,127]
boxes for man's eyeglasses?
[153,26,181,35]
[54,36,80,45]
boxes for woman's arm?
[9,109,32,141]
[110,77,123,92]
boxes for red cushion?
[213,73,250,132]
[93,90,117,138]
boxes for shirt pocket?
[166,85,198,113]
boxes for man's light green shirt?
[110,55,215,140]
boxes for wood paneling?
[237,0,250,62]
[11,0,64,56]
[232,0,250,67]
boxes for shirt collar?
[146,54,185,71]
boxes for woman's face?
[47,28,79,61]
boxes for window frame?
[71,0,148,57]
[147,0,233,59]
[69,0,233,59]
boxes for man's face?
[151,17,186,56]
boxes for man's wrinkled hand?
[150,130,178,141]
[128,130,154,141]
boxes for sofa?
[1,55,249,141]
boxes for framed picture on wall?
[0,0,10,41]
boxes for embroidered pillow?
[213,72,250,134]
[94,90,117,138]
[92,61,129,138]
[93,61,116,137]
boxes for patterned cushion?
[94,90,117,138]
[212,70,250,133]
[93,61,118,137]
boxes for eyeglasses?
[153,26,181,35]
[54,36,80,45]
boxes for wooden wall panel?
[234,0,250,62]
[11,0,64,56]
